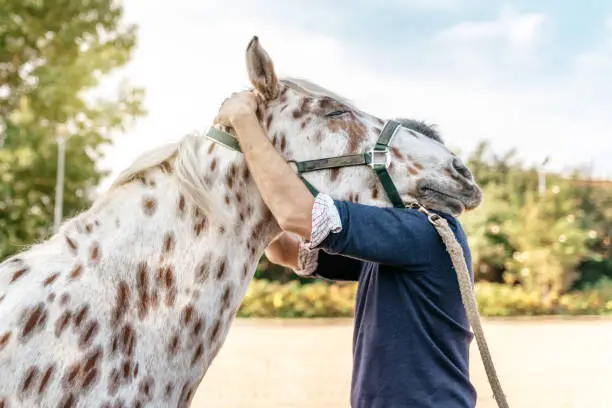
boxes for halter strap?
[371,120,405,208]
[376,119,401,149]
[205,119,407,208]
[206,127,243,152]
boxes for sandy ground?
[192,317,612,408]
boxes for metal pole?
[538,156,550,197]
[538,170,546,197]
[53,135,66,233]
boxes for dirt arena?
[193,317,612,408]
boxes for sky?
[96,0,612,190]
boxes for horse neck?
[60,145,280,382]
[81,141,281,300]
[0,137,287,406]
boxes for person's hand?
[214,91,259,130]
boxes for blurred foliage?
[238,279,358,318]
[462,141,612,295]
[474,279,612,316]
[238,279,612,318]
[0,0,145,259]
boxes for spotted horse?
[0,36,502,408]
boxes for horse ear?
[246,36,279,100]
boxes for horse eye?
[325,110,349,118]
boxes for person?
[214,91,477,408]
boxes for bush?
[237,279,612,318]
[572,258,612,290]
[238,279,358,318]
[475,279,612,316]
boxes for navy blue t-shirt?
[311,199,477,408]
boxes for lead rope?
[408,201,510,408]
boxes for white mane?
[105,131,231,224]
[98,77,353,227]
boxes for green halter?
[205,119,406,208]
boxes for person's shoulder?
[435,210,460,225]
[434,210,470,244]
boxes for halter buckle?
[368,148,391,169]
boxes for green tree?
[502,184,592,295]
[461,182,517,283]
[571,176,612,288]
[0,0,145,260]
[463,142,609,294]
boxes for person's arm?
[311,195,443,268]
[264,233,300,270]
[231,112,316,240]
[265,232,362,282]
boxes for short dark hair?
[394,118,444,145]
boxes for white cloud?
[436,7,547,50]
[573,16,612,73]
[95,2,612,193]
[376,0,461,9]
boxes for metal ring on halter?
[428,213,441,223]
[367,148,391,169]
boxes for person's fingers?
[213,90,260,129]
[213,111,231,127]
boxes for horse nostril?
[452,158,472,180]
